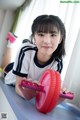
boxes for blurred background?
[0,0,80,108]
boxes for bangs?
[35,20,60,33]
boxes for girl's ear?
[59,35,63,44]
[34,38,36,44]
[33,37,36,45]
[34,37,36,42]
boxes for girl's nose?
[43,36,51,44]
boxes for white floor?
[0,87,17,120]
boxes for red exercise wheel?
[20,69,74,113]
[46,71,61,113]
[36,69,61,113]
[36,69,57,113]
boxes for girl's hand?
[19,85,36,100]
[18,78,38,100]
[57,87,67,104]
[61,87,67,93]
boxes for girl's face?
[34,27,62,59]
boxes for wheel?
[36,69,57,113]
[46,71,61,112]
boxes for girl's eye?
[51,34,56,37]
[38,33,44,36]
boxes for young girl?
[4,15,66,100]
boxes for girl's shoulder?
[55,58,63,73]
[21,39,36,48]
[17,40,37,59]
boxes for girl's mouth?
[42,46,51,49]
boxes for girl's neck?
[37,51,51,65]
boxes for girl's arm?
[15,76,36,100]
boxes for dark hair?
[31,15,66,58]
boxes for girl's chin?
[40,51,52,56]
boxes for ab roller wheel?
[36,69,61,113]
[20,69,74,113]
